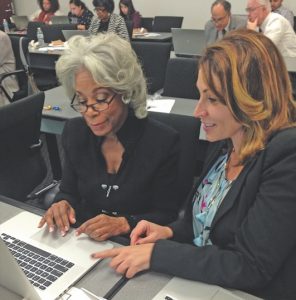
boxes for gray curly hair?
[55,33,148,118]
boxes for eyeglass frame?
[70,90,117,113]
[245,5,264,13]
[211,12,229,24]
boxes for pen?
[103,276,129,300]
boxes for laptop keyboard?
[0,233,75,291]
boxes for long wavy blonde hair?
[199,29,296,162]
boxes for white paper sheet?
[147,99,175,113]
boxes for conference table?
[0,196,262,300]
[29,46,62,71]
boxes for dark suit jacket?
[151,128,296,300]
[54,114,180,228]
[204,14,246,46]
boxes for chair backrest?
[27,21,44,41]
[0,92,47,201]
[8,35,30,100]
[162,57,199,100]
[152,16,183,32]
[132,41,171,94]
[125,20,133,40]
[149,112,206,204]
[41,23,77,43]
[141,17,154,32]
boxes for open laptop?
[0,211,113,300]
[172,28,206,58]
[51,16,70,25]
[62,29,90,41]
[10,15,29,31]
[152,277,262,300]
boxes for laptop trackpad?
[31,228,72,249]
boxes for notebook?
[152,277,262,300]
[0,211,113,300]
[172,28,206,58]
[10,15,29,30]
[51,16,70,25]
[62,29,90,41]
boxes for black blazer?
[151,127,296,300]
[54,114,180,228]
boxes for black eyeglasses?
[71,90,117,113]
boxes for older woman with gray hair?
[38,33,180,241]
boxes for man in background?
[246,0,296,57]
[205,0,246,46]
[270,0,294,28]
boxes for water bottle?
[37,27,44,46]
[3,19,9,33]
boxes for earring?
[122,95,131,104]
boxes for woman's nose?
[193,100,206,119]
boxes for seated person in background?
[93,29,296,300]
[68,0,94,30]
[205,0,246,45]
[247,0,296,57]
[0,31,19,106]
[30,0,62,24]
[38,33,180,241]
[88,0,129,41]
[270,0,294,28]
[119,0,142,29]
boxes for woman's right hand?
[130,220,173,246]
[38,200,76,236]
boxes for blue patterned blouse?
[192,153,233,246]
[68,8,94,29]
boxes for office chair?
[149,111,207,207]
[41,23,77,43]
[132,41,171,94]
[27,21,45,41]
[152,16,183,32]
[125,20,133,40]
[0,92,48,203]
[141,17,154,32]
[0,35,31,103]
[162,57,200,100]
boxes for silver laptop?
[172,28,206,58]
[10,15,29,30]
[62,29,90,41]
[51,16,70,24]
[0,211,113,300]
[152,277,262,300]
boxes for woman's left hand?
[76,214,130,241]
[91,243,154,278]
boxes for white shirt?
[261,12,296,58]
[273,5,294,28]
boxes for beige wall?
[13,0,296,29]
